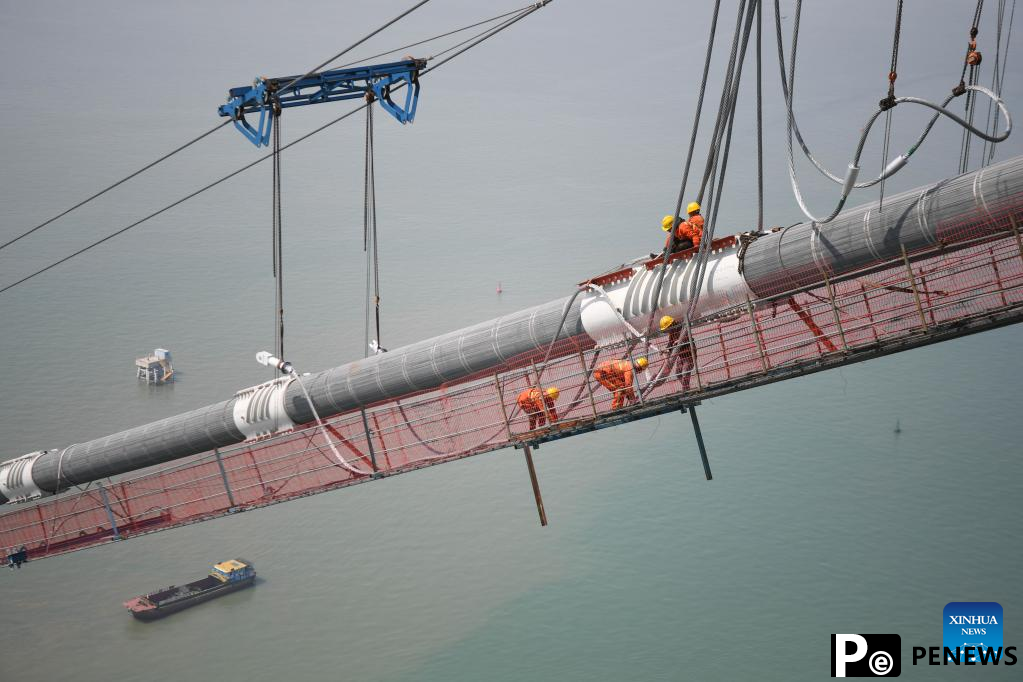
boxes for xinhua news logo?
[909,601,1017,666]
[831,634,901,677]
[944,602,1002,663]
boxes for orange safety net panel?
[4,228,1023,562]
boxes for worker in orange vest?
[661,202,705,253]
[594,357,648,409]
[517,386,560,430]
[659,315,695,394]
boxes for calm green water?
[1,1,1022,680]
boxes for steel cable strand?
[0,3,551,296]
[643,0,736,344]
[696,0,753,205]
[986,0,1016,164]
[878,0,904,209]
[960,0,986,173]
[756,0,764,231]
[274,0,432,95]
[0,121,231,253]
[981,0,1007,164]
[0,1,435,256]
[773,0,978,190]
[685,0,758,318]
[776,0,1012,222]
[686,0,759,324]
[329,4,539,71]
[780,3,1011,223]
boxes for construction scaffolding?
[3,217,1023,562]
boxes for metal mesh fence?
[3,222,1023,562]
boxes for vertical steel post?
[717,327,731,379]
[494,372,514,438]
[919,272,937,326]
[35,505,49,549]
[901,245,929,330]
[531,361,558,425]
[746,296,769,371]
[688,405,713,481]
[822,273,849,351]
[521,444,548,527]
[214,448,237,509]
[96,483,121,541]
[990,248,1009,307]
[624,344,645,405]
[1011,215,1023,265]
[360,409,378,472]
[684,317,703,391]
[860,283,880,342]
[577,351,599,418]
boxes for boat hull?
[128,575,255,621]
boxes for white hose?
[776,0,1013,223]
[292,374,374,476]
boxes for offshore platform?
[0,0,1020,563]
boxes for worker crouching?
[594,357,648,410]
[661,201,705,254]
[517,386,560,430]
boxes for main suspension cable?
[0,2,550,297]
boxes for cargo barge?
[123,558,255,620]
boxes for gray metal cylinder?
[2,156,1021,505]
[742,155,1023,298]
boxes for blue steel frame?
[218,59,425,146]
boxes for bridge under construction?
[1,0,1020,565]
[2,154,1021,559]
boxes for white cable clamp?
[841,163,861,197]
[233,375,296,441]
[882,154,909,180]
[0,451,51,503]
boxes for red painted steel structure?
[3,218,1023,562]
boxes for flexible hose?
[293,374,373,476]
[775,0,1012,225]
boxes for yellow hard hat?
[635,357,649,370]
[661,215,675,232]
[659,315,675,331]
[545,386,560,400]
[687,201,701,214]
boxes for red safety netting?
[3,226,1023,562]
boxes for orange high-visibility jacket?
[516,388,558,421]
[594,359,634,389]
[679,213,705,248]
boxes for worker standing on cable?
[662,202,705,254]
[594,357,648,410]
[659,315,695,394]
[517,386,560,430]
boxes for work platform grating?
[4,218,1023,562]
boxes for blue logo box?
[944,602,1003,663]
